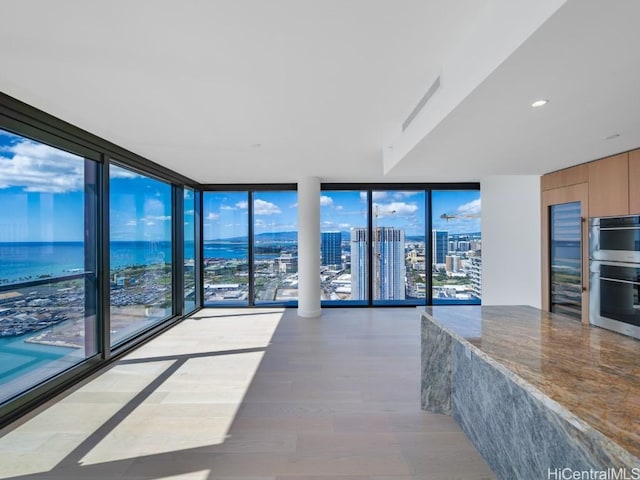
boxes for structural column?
[297,176,321,318]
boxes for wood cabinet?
[541,150,636,323]
[588,153,629,218]
[629,149,640,214]
[541,164,588,191]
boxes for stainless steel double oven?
[589,215,640,339]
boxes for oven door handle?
[599,276,640,286]
[599,226,640,231]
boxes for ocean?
[0,241,261,284]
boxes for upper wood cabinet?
[629,149,640,214]
[588,153,629,218]
[541,164,588,191]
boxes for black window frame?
[0,92,201,427]
[321,183,481,308]
[201,184,298,308]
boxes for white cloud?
[290,202,298,208]
[335,205,344,211]
[254,199,281,215]
[145,215,171,221]
[235,200,248,209]
[374,201,419,217]
[322,221,335,227]
[320,195,333,207]
[393,191,420,200]
[0,139,86,193]
[126,220,137,226]
[359,192,387,201]
[110,164,141,179]
[220,205,236,210]
[338,223,351,229]
[207,212,220,220]
[145,221,155,226]
[457,198,481,215]
[372,192,387,201]
[143,198,166,217]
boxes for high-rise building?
[321,231,342,267]
[445,255,461,273]
[432,230,448,265]
[351,227,406,300]
[350,228,368,300]
[373,227,406,300]
[278,253,297,273]
[470,256,482,299]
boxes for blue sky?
[202,189,481,240]
[109,165,172,242]
[321,190,480,236]
[0,129,87,242]
[203,191,299,240]
[321,190,428,236]
[0,128,173,242]
[431,190,481,233]
[0,127,481,242]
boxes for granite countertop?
[422,305,640,460]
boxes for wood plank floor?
[0,308,495,480]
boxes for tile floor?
[0,308,495,480]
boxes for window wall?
[431,190,482,304]
[184,188,197,313]
[202,192,250,305]
[0,92,481,424]
[322,186,480,306]
[372,190,426,305]
[0,127,98,405]
[109,164,173,347]
[0,93,197,425]
[202,188,298,307]
[253,190,298,305]
[320,190,368,303]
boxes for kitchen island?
[421,305,640,479]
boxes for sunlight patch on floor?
[0,308,284,478]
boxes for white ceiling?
[1,0,639,184]
[385,0,640,180]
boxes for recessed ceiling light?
[531,99,548,108]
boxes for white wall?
[481,175,541,307]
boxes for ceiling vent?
[402,76,441,132]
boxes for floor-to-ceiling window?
[184,187,197,313]
[109,164,173,346]
[0,127,99,405]
[0,93,197,426]
[202,192,250,305]
[202,187,298,307]
[253,190,298,305]
[319,190,368,304]
[431,190,482,304]
[320,185,480,306]
[372,189,426,305]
